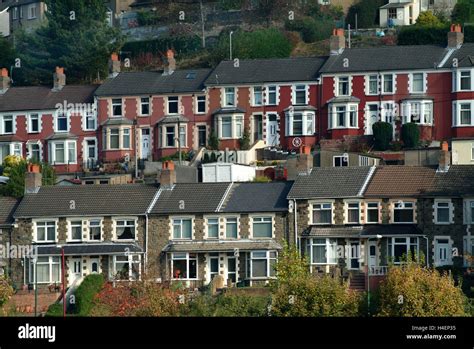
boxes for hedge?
[284,17,333,43]
[122,36,202,58]
[398,25,474,45]
[74,274,105,316]
[401,123,420,148]
[372,122,393,151]
[45,303,63,317]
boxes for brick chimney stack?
[53,67,66,91]
[447,24,464,49]
[25,164,42,194]
[438,141,451,172]
[0,68,10,94]
[329,28,345,55]
[159,160,176,188]
[162,49,176,76]
[109,53,120,78]
[296,145,313,174]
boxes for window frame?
[346,201,361,224]
[311,202,333,225]
[337,76,350,96]
[252,86,263,106]
[205,217,219,239]
[434,200,452,225]
[111,98,123,117]
[409,72,425,94]
[309,238,338,265]
[49,140,77,165]
[172,217,193,240]
[68,219,83,242]
[381,74,395,94]
[167,96,179,115]
[365,202,380,224]
[387,237,419,264]
[225,216,238,239]
[34,220,57,243]
[140,97,150,116]
[30,256,61,284]
[196,95,206,114]
[224,87,236,107]
[1,114,14,134]
[249,250,277,279]
[392,201,415,224]
[171,252,198,280]
[251,216,273,239]
[27,113,40,133]
[329,103,359,129]
[266,85,278,105]
[114,218,137,241]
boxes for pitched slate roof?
[34,243,143,256]
[94,69,212,96]
[364,166,436,197]
[14,184,158,218]
[442,43,474,68]
[319,45,448,73]
[150,183,231,214]
[164,240,282,252]
[0,197,20,227]
[0,85,98,112]
[204,57,327,85]
[305,224,422,237]
[221,182,292,213]
[287,167,373,199]
[431,165,474,196]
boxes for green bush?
[208,131,219,150]
[398,25,450,45]
[285,17,333,43]
[122,36,202,58]
[239,128,251,150]
[346,0,385,28]
[401,123,420,148]
[452,0,474,24]
[184,293,270,316]
[74,274,105,316]
[372,122,393,151]
[45,303,63,317]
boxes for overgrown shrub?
[45,303,63,317]
[239,128,251,150]
[122,36,202,59]
[398,25,450,45]
[401,123,420,148]
[208,131,219,150]
[75,274,105,316]
[372,122,393,151]
[0,276,13,308]
[184,293,270,317]
[346,0,385,28]
[284,17,333,43]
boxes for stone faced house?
[10,167,158,289]
[147,176,292,288]
[0,196,20,276]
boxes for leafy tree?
[209,28,291,65]
[377,258,468,316]
[0,276,14,308]
[208,130,219,150]
[401,123,420,148]
[285,16,334,43]
[0,37,15,71]
[346,0,385,29]
[74,274,104,315]
[416,11,443,26]
[372,121,393,151]
[239,127,251,150]
[452,0,474,24]
[15,0,123,85]
[272,243,309,285]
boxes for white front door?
[368,240,377,271]
[435,238,452,266]
[266,114,279,146]
[141,129,150,159]
[70,258,82,285]
[365,104,378,135]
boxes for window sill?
[453,125,474,128]
[171,278,199,281]
[392,222,416,224]
[328,127,359,130]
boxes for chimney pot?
[330,28,345,55]
[159,160,176,187]
[163,49,176,76]
[447,25,464,49]
[109,53,121,77]
[438,142,451,172]
[0,67,10,93]
[25,164,42,194]
[53,67,66,91]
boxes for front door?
[253,115,263,142]
[266,114,279,146]
[141,129,150,159]
[366,104,378,135]
[208,254,219,283]
[70,258,82,285]
[198,125,207,148]
[226,255,237,285]
[349,242,360,269]
[435,238,452,266]
[368,240,377,271]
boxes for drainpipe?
[423,235,429,267]
[293,199,298,249]
[144,214,148,276]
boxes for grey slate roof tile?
[287,167,372,199]
[442,43,474,68]
[34,243,143,256]
[0,197,20,226]
[164,239,282,252]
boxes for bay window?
[248,251,276,278]
[402,101,433,125]
[388,237,419,264]
[253,86,263,106]
[285,111,314,136]
[252,216,272,238]
[309,238,337,265]
[115,219,136,240]
[225,217,238,238]
[293,84,307,105]
[30,257,60,284]
[49,140,76,164]
[266,85,277,105]
[312,202,332,224]
[329,103,358,129]
[35,221,56,242]
[393,201,415,223]
[112,255,141,280]
[27,142,41,162]
[224,87,236,107]
[453,101,474,126]
[171,253,197,279]
[173,218,192,239]
[216,114,244,139]
[159,123,187,148]
[206,218,219,238]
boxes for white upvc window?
[311,202,333,224]
[309,238,337,265]
[27,113,40,133]
[285,111,314,136]
[251,216,273,238]
[392,201,415,223]
[434,200,452,224]
[84,111,97,131]
[224,87,236,107]
[27,141,42,162]
[111,98,123,117]
[453,101,474,127]
[388,237,419,264]
[140,97,150,116]
[248,251,277,278]
[402,100,433,125]
[333,155,348,167]
[49,140,76,165]
[409,72,426,94]
[381,74,395,94]
[160,123,187,148]
[55,112,69,132]
[167,96,179,114]
[329,103,358,129]
[457,69,473,91]
[27,4,37,19]
[112,254,141,281]
[293,84,308,105]
[35,221,56,243]
[252,86,263,106]
[172,218,192,240]
[266,85,278,105]
[196,95,206,114]
[346,201,360,224]
[380,102,396,123]
[171,252,198,280]
[30,256,60,284]
[337,76,350,96]
[12,7,18,20]
[366,202,380,224]
[1,114,14,134]
[225,217,238,239]
[216,114,243,139]
[88,219,102,241]
[206,217,219,239]
[69,220,83,242]
[114,219,136,240]
[106,127,132,150]
[367,74,379,95]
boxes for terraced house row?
[0,27,473,172]
[1,150,474,290]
